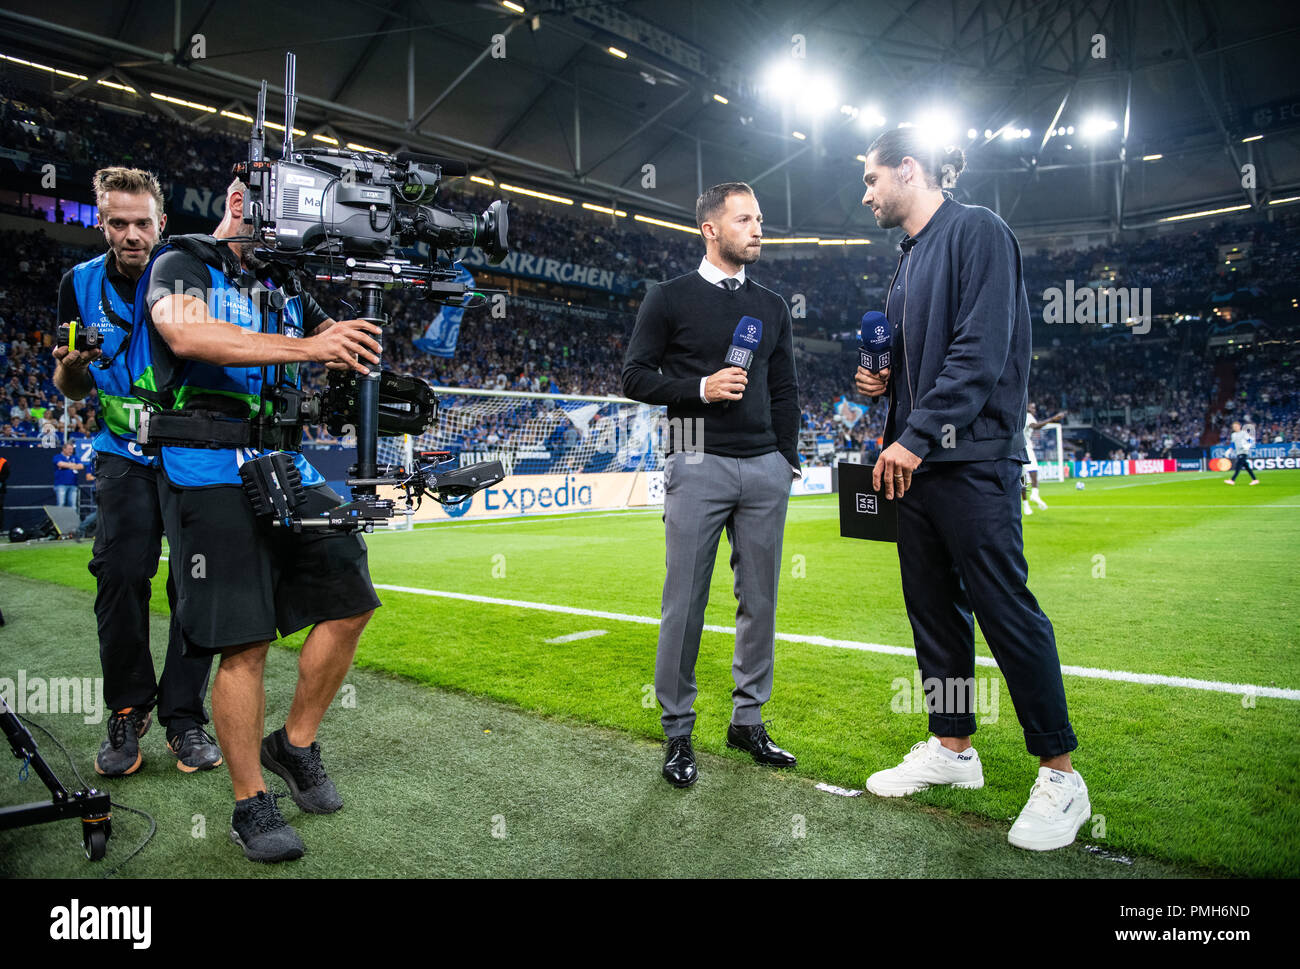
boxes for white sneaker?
[1032,496,1049,510]
[1224,479,1235,485]
[865,737,984,797]
[1249,479,1259,486]
[1022,501,1034,515]
[1007,767,1091,851]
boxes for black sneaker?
[166,726,224,773]
[94,707,152,776]
[229,791,305,863]
[261,727,343,814]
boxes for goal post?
[1032,422,1066,482]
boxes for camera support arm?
[353,280,386,494]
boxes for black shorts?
[158,477,382,654]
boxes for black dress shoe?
[726,721,796,768]
[662,735,698,788]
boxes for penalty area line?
[372,584,1299,702]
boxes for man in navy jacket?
[853,128,1088,852]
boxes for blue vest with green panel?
[69,253,155,466]
[126,235,324,489]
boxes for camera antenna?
[250,80,266,164]
[282,50,297,159]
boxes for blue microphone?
[858,311,892,373]
[725,316,763,371]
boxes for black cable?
[15,712,157,878]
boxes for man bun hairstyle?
[695,181,755,235]
[92,166,165,218]
[866,129,965,189]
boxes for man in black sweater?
[622,182,800,788]
[854,129,1087,852]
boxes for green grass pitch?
[1,469,1296,877]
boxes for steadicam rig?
[240,451,505,532]
[225,52,510,529]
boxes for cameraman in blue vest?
[131,177,384,863]
[54,167,220,778]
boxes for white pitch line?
[372,584,1300,701]
[545,629,609,643]
[1060,504,1300,509]
[1099,474,1222,491]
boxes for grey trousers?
[655,449,792,737]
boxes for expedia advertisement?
[384,472,654,522]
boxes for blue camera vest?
[68,253,155,466]
[127,238,325,489]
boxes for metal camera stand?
[0,694,112,861]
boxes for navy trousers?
[896,458,1077,757]
[1230,454,1256,480]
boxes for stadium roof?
[2,0,1298,237]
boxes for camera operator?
[53,167,220,777]
[131,177,384,863]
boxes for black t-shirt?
[144,248,330,330]
[56,254,136,329]
[140,244,331,396]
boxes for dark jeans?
[897,458,1077,758]
[88,453,213,737]
[1231,454,1256,480]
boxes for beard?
[872,201,901,230]
[112,242,152,273]
[720,236,761,266]
[237,239,269,271]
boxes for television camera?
[222,52,507,530]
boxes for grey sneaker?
[261,727,343,814]
[166,726,224,773]
[230,791,305,863]
[94,707,152,776]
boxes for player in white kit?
[1022,408,1065,515]
[1224,421,1260,485]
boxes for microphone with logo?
[858,311,892,375]
[721,315,763,407]
[841,310,900,540]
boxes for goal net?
[1029,422,1066,482]
[375,387,670,525]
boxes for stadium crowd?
[1210,339,1300,445]
[2,79,1298,463]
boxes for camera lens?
[480,200,509,265]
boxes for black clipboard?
[838,460,899,543]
